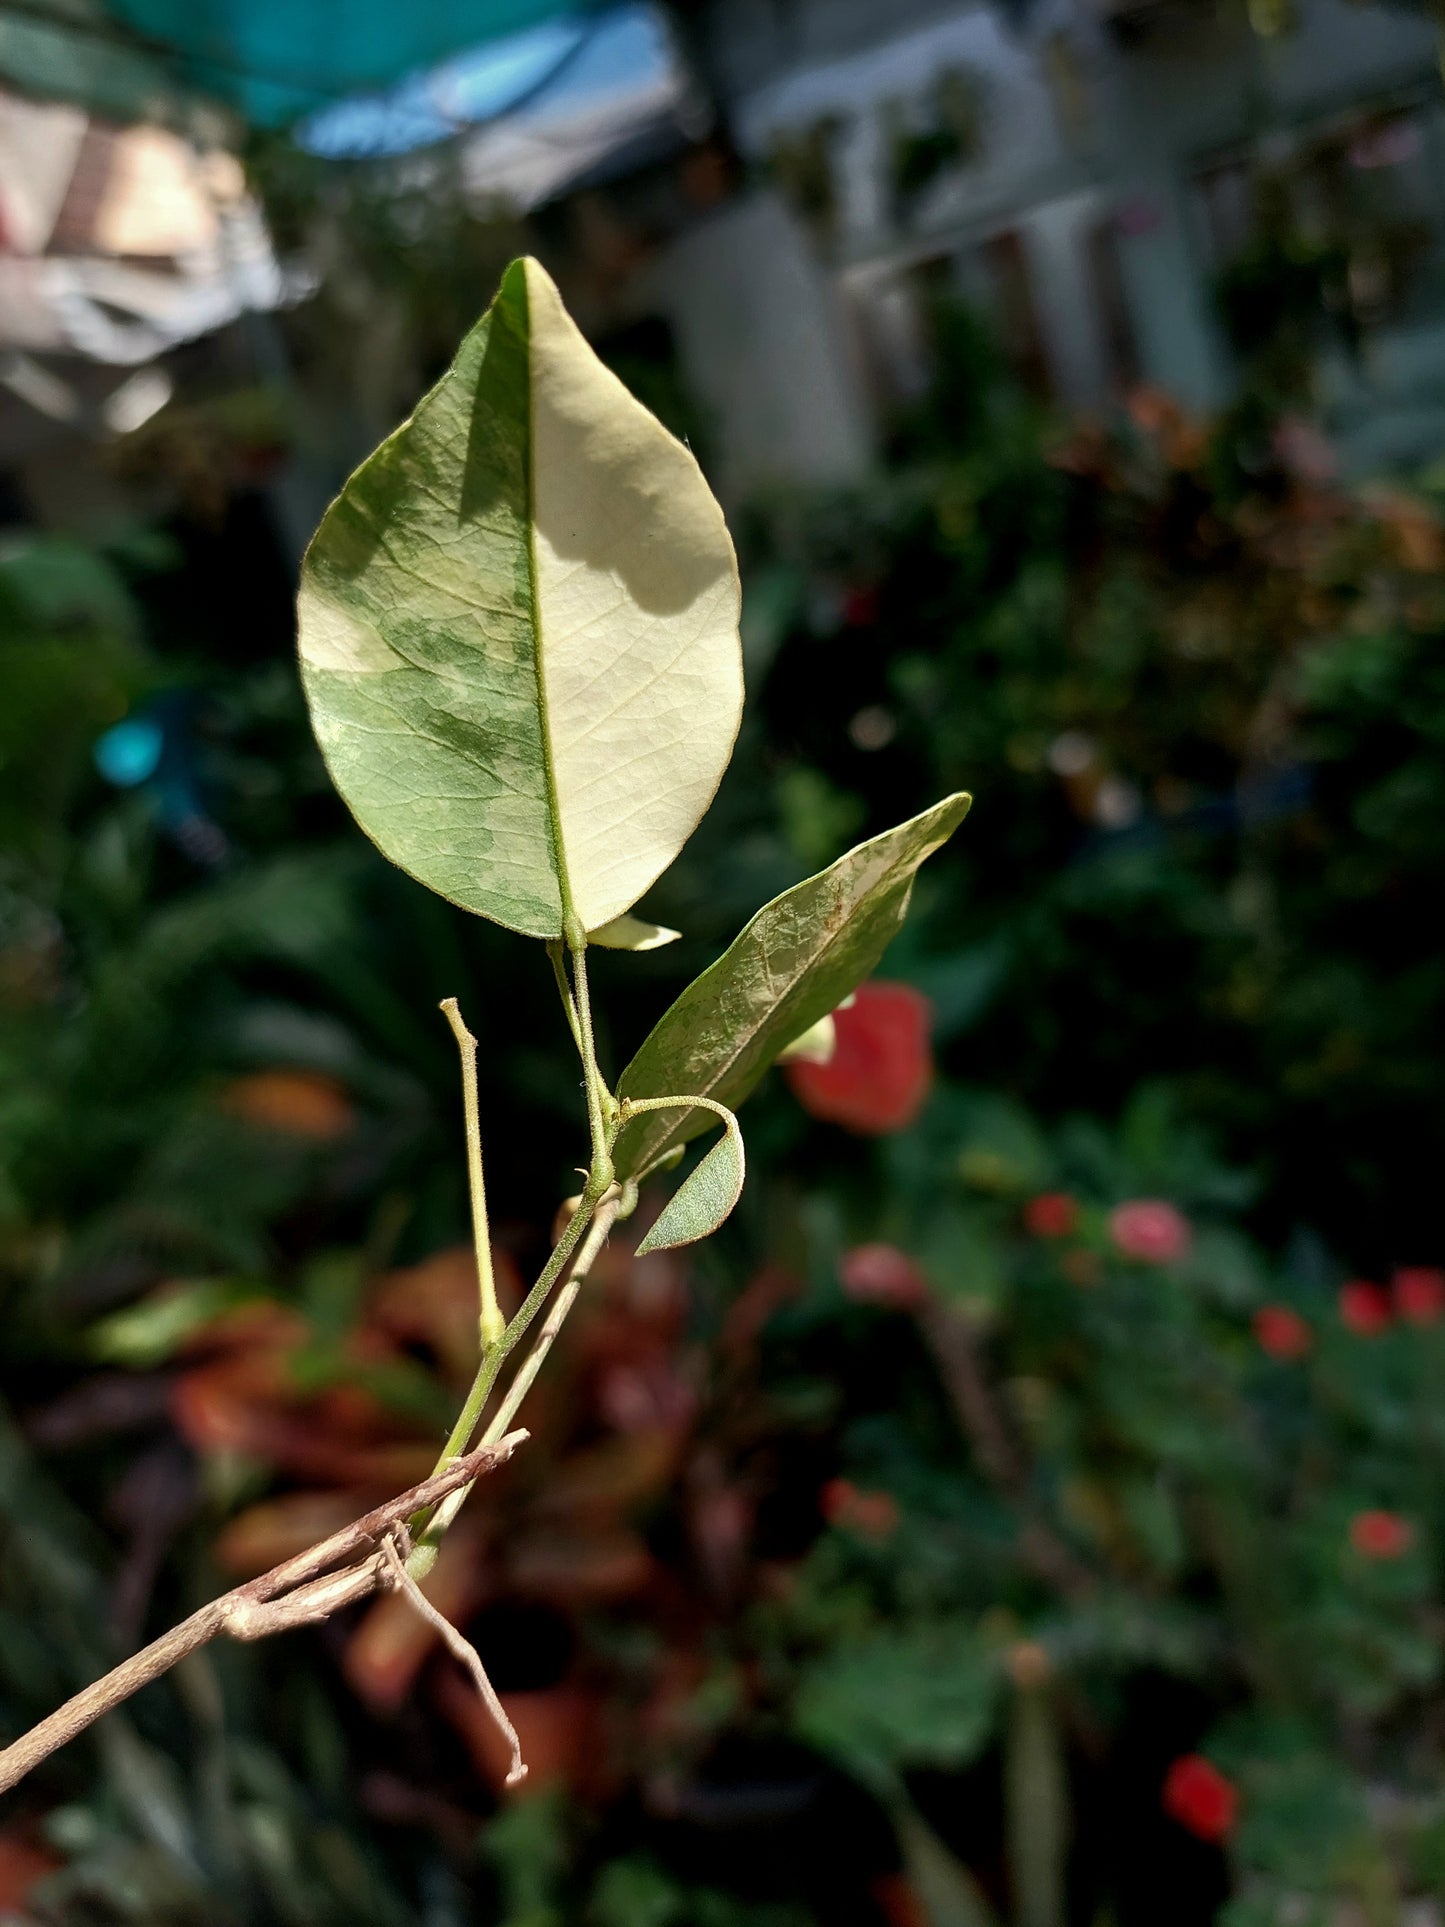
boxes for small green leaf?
[298,256,742,939]
[635,1110,745,1254]
[589,913,681,951]
[90,1278,263,1367]
[614,793,970,1180]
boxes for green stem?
[406,1192,597,1577]
[481,1194,624,1450]
[546,939,584,1054]
[407,941,622,1580]
[439,998,503,1349]
[566,926,615,1188]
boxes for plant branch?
[418,1188,624,1560]
[0,1432,528,1797]
[483,1192,623,1447]
[406,1191,598,1575]
[439,997,503,1349]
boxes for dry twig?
[380,1535,526,1786]
[0,1430,528,1795]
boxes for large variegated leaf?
[613,793,970,1180]
[297,256,742,940]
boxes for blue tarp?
[108,0,590,122]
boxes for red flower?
[1350,1510,1414,1560]
[820,1478,900,1540]
[841,585,880,627]
[1108,1200,1192,1264]
[839,1243,931,1310]
[1254,1305,1312,1361]
[1162,1754,1238,1842]
[785,981,932,1135]
[1025,1193,1079,1239]
[1339,1281,1392,1336]
[1394,1267,1445,1325]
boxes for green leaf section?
[299,261,554,936]
[794,1618,999,1794]
[635,1111,745,1255]
[297,256,742,940]
[613,793,971,1180]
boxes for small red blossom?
[785,981,932,1135]
[1394,1267,1445,1325]
[1025,1192,1079,1239]
[1162,1754,1238,1843]
[1350,1509,1414,1560]
[841,585,880,627]
[1339,1280,1392,1336]
[820,1479,900,1540]
[1254,1304,1312,1361]
[1108,1199,1192,1264]
[839,1243,931,1311]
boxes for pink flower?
[1339,1281,1392,1336]
[1254,1305,1312,1361]
[785,981,932,1135]
[1108,1200,1192,1264]
[1393,1267,1445,1326]
[1350,1510,1414,1560]
[1162,1755,1237,1842]
[839,1244,930,1311]
[820,1479,899,1540]
[1025,1193,1079,1239]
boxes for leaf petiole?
[547,938,584,1054]
[565,924,616,1197]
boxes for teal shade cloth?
[1,0,590,125]
[111,0,589,121]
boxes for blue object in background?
[95,715,165,788]
[94,699,230,868]
[104,0,594,125]
[297,6,672,160]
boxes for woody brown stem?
[0,1430,528,1797]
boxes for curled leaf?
[635,1110,745,1255]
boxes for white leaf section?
[588,913,682,951]
[526,259,743,933]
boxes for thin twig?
[407,1195,597,1573]
[485,1193,621,1445]
[0,1432,528,1796]
[380,1536,526,1787]
[440,998,502,1348]
[423,1192,623,1552]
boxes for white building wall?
[641,190,876,502]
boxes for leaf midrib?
[518,269,575,934]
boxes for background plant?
[2,262,1444,1925]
